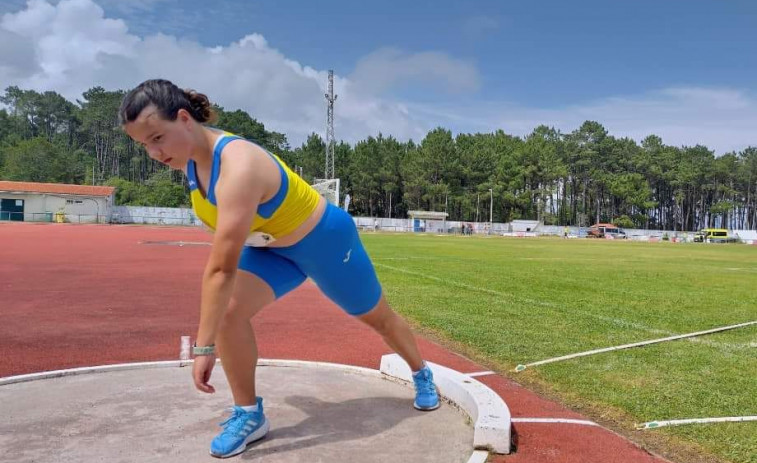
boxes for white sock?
[240,404,259,412]
[412,361,427,376]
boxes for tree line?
[0,85,755,230]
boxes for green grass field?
[362,234,757,463]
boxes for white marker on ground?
[637,416,757,430]
[514,320,757,372]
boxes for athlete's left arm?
[194,142,271,348]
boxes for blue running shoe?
[412,365,440,411]
[210,397,269,458]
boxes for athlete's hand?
[192,354,217,394]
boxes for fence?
[0,211,106,224]
[110,206,199,226]
[4,206,754,244]
[359,218,756,243]
[0,206,196,226]
[353,217,511,235]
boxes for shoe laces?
[414,369,435,394]
[219,406,257,436]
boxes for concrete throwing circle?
[0,363,473,462]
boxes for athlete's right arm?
[194,142,274,348]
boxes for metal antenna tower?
[324,70,337,179]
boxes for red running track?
[0,222,670,463]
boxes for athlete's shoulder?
[217,132,270,155]
[217,136,279,193]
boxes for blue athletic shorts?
[237,203,383,316]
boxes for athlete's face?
[124,105,195,170]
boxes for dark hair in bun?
[119,78,217,125]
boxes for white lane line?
[466,371,496,378]
[512,417,600,427]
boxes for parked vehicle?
[693,228,737,243]
[587,223,627,239]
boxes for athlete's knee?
[358,300,396,334]
[223,297,265,323]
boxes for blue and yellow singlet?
[187,132,321,239]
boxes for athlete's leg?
[212,273,272,460]
[216,247,306,406]
[215,270,274,406]
[355,295,423,371]
[357,296,439,410]
[273,204,437,409]
[210,247,306,458]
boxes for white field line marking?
[637,416,757,430]
[374,263,753,352]
[466,371,496,378]
[514,321,757,372]
[512,417,600,427]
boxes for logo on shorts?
[343,249,352,263]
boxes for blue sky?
[1,0,756,152]
[89,0,757,105]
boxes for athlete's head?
[120,79,216,169]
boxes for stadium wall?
[107,206,757,243]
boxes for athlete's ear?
[177,108,192,124]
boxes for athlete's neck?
[190,126,221,170]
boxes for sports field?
[364,234,757,463]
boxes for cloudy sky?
[1,0,755,153]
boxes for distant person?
[119,79,439,459]
[563,226,569,239]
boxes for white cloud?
[349,47,480,96]
[0,0,466,145]
[0,0,754,155]
[0,27,39,79]
[2,0,138,90]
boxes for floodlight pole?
[489,188,493,235]
[476,193,480,223]
[325,70,337,180]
